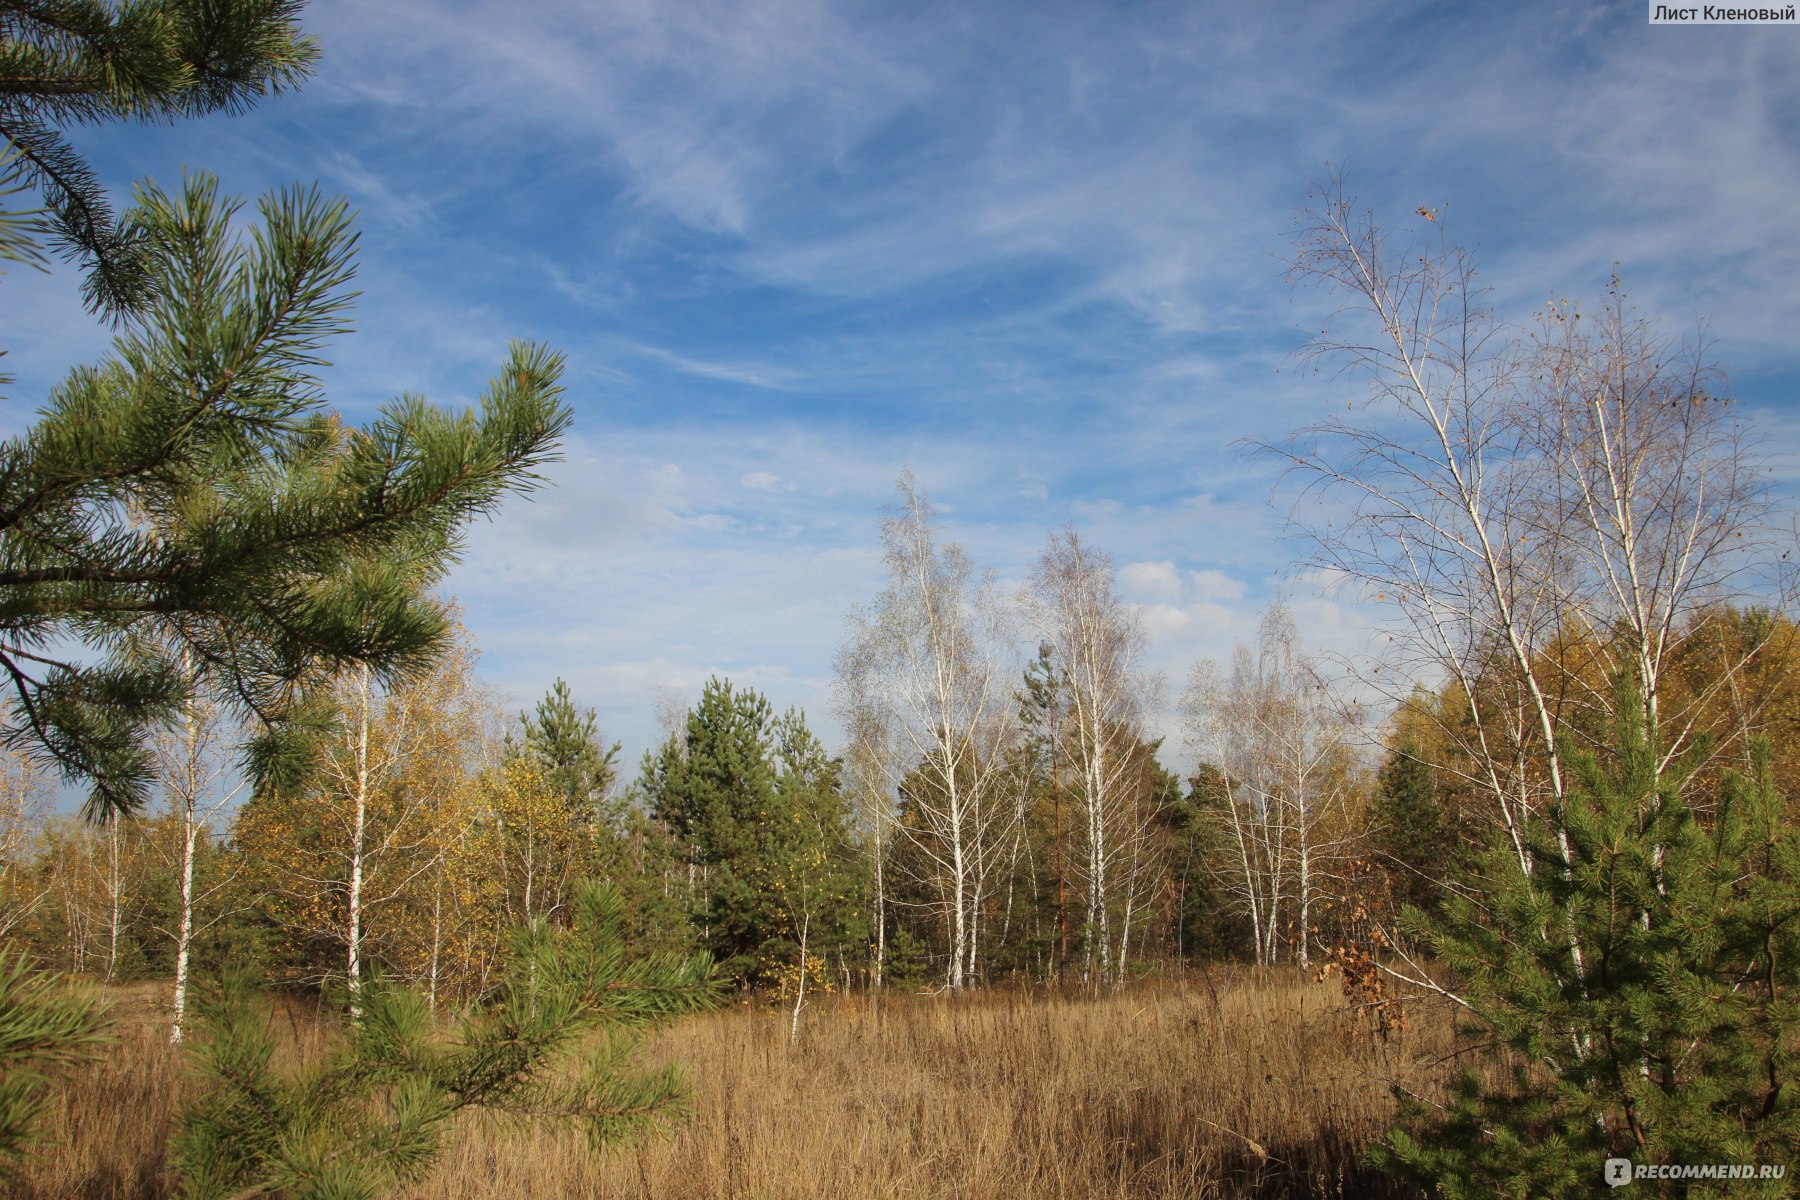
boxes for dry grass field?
[15,971,1444,1200]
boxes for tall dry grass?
[12,981,342,1200]
[15,971,1441,1199]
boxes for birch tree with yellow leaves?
[0,749,48,946]
[234,627,495,1012]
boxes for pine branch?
[171,883,720,1199]
[0,173,571,819]
[0,949,112,1182]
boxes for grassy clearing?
[17,971,1441,1199]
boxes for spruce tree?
[0,172,571,818]
[1,0,317,313]
[1377,678,1800,1197]
[169,882,718,1199]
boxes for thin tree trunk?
[104,816,121,983]
[1225,791,1267,967]
[789,910,810,1046]
[968,869,982,987]
[1088,741,1109,984]
[1055,778,1068,981]
[170,660,202,1044]
[872,823,886,990]
[170,819,198,1043]
[949,794,968,989]
[1116,803,1144,988]
[1296,823,1312,974]
[428,863,444,1012]
[347,663,370,1022]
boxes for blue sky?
[6,0,1799,773]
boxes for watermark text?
[1605,1158,1787,1187]
[1651,3,1798,20]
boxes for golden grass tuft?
[16,971,1439,1199]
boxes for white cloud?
[18,0,1794,790]
[1187,569,1248,603]
[624,341,804,390]
[1119,560,1183,600]
[311,0,933,235]
[1137,602,1191,637]
[740,470,795,492]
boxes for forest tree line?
[4,557,1794,1030]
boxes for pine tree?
[0,173,570,818]
[169,882,719,1199]
[0,0,317,313]
[643,679,861,984]
[762,707,866,1008]
[515,678,620,824]
[1377,677,1800,1197]
[0,948,110,1183]
[1168,763,1243,962]
[642,677,779,980]
[1372,741,1455,915]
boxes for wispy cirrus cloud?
[9,0,1795,781]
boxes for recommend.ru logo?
[1604,1158,1787,1187]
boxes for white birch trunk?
[872,821,885,990]
[789,910,810,1046]
[346,662,370,1021]
[428,863,444,1012]
[170,818,198,1043]
[104,816,122,983]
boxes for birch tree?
[0,749,48,944]
[25,820,100,973]
[1184,605,1361,970]
[1525,283,1781,763]
[235,630,490,1015]
[1026,530,1161,985]
[1275,179,1782,875]
[7,812,149,978]
[96,812,141,982]
[835,473,1020,989]
[149,680,246,1043]
[1275,187,1799,1186]
[841,708,892,988]
[484,757,575,926]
